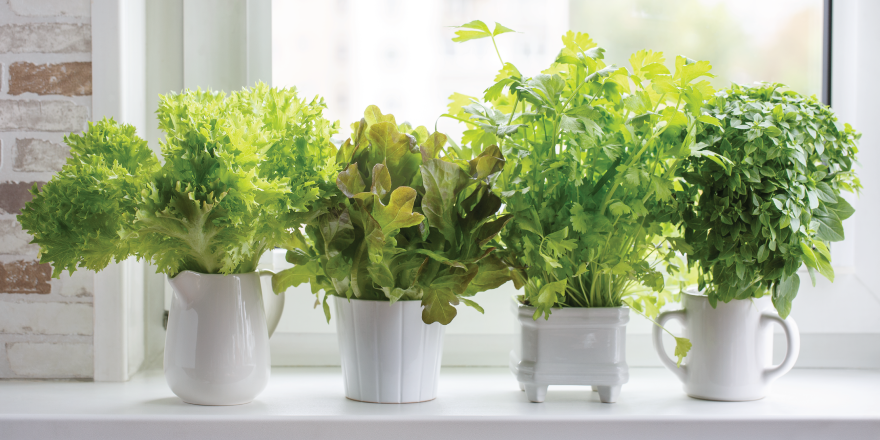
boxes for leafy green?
[676,83,860,317]
[272,105,513,325]
[449,28,712,312]
[449,26,710,360]
[17,120,159,277]
[18,83,339,278]
[451,20,515,68]
[451,20,515,42]
[673,337,692,367]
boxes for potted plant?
[17,84,339,405]
[272,105,512,403]
[653,83,861,401]
[448,22,717,403]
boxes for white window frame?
[91,0,151,382]
[91,0,272,381]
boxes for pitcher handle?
[258,269,284,338]
[761,311,800,384]
[652,310,688,382]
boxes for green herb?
[449,22,719,364]
[451,20,516,66]
[677,83,860,317]
[272,105,513,325]
[19,83,338,277]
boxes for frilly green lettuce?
[18,83,338,277]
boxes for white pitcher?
[653,292,800,401]
[165,271,272,405]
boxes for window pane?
[570,0,825,98]
[273,0,824,142]
[272,0,571,141]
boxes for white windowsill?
[1,367,878,440]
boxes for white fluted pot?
[334,297,445,403]
[165,271,271,406]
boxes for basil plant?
[677,83,860,317]
[19,83,338,277]
[272,106,513,325]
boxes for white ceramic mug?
[653,292,800,401]
[165,271,271,405]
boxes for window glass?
[570,0,824,98]
[273,0,824,142]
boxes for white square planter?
[510,303,629,403]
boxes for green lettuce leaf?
[281,105,510,325]
[19,83,339,278]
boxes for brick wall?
[0,0,94,379]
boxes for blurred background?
[273,0,824,141]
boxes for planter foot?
[524,384,547,403]
[518,382,525,392]
[597,385,620,403]
[591,385,599,392]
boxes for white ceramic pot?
[653,292,800,401]
[334,297,445,403]
[165,271,271,405]
[510,303,629,403]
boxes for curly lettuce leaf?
[19,84,339,278]
[18,119,159,277]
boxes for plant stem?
[491,36,505,68]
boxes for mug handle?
[761,311,801,384]
[652,310,688,382]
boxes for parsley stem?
[490,36,505,68]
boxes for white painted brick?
[58,269,93,298]
[13,138,71,172]
[0,100,88,132]
[9,0,90,18]
[0,301,93,335]
[7,342,93,378]
[0,219,39,256]
[0,24,91,54]
[0,5,95,381]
